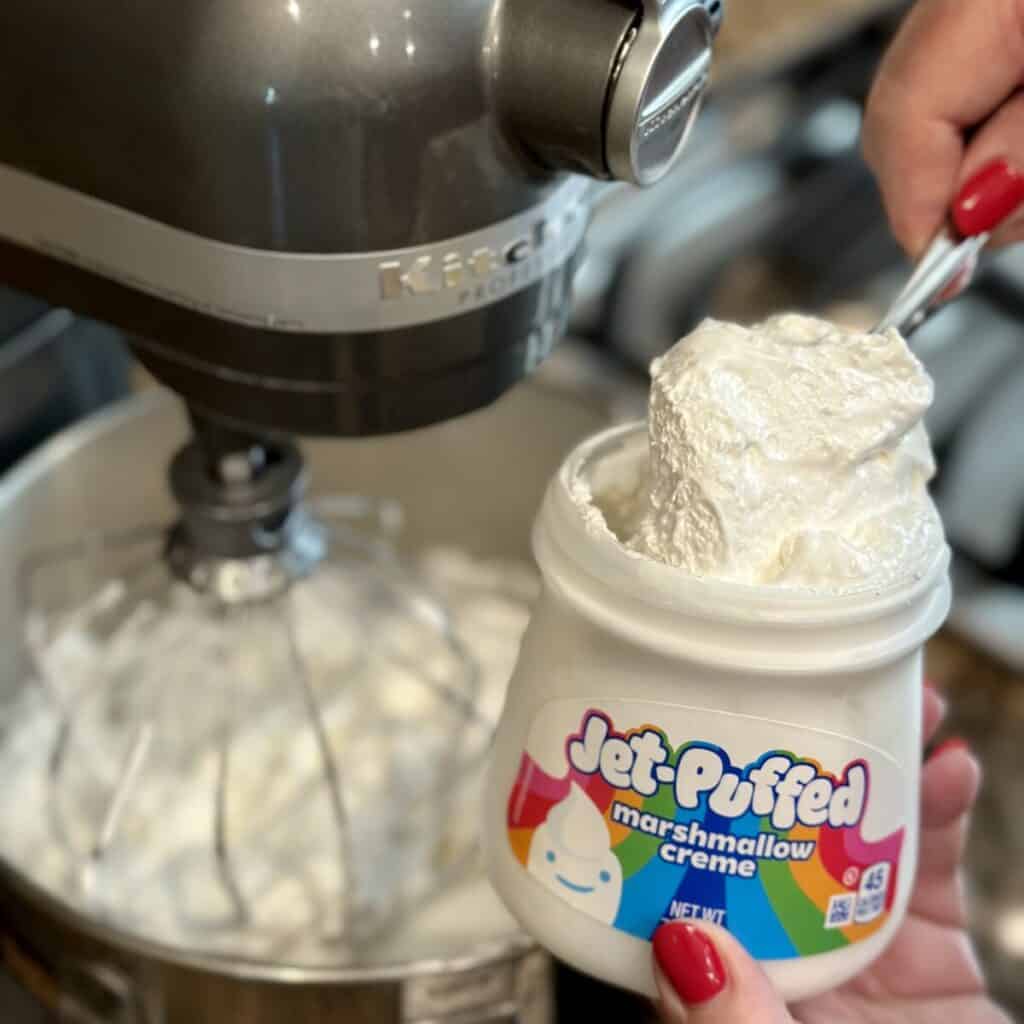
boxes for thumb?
[954,92,1024,248]
[652,923,792,1024]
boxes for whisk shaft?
[81,723,154,896]
[213,660,249,925]
[285,596,354,942]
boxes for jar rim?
[545,422,951,630]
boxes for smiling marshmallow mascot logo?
[527,783,623,924]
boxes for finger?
[856,913,986,998]
[923,680,947,747]
[921,741,983,831]
[653,923,792,1024]
[917,816,971,880]
[863,0,1024,255]
[911,851,970,926]
[955,96,1024,246]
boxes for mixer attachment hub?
[166,419,326,603]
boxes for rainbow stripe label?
[506,700,905,958]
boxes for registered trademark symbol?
[843,867,860,887]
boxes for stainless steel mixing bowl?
[0,351,639,1023]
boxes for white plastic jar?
[485,423,952,1002]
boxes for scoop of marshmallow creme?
[626,313,945,591]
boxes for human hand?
[863,0,1024,257]
[650,682,1013,1023]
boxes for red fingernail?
[653,924,726,1005]
[932,736,970,758]
[953,159,1024,237]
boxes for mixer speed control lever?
[607,0,719,185]
[497,0,720,186]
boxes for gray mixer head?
[0,0,720,438]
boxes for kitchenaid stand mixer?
[0,1,722,1020]
[0,0,722,614]
[0,0,720,437]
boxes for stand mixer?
[0,2,722,1020]
[0,0,722,616]
[0,0,720,439]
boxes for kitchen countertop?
[712,0,907,93]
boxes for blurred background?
[1,0,1022,1019]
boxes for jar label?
[505,700,906,959]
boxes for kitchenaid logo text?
[568,712,868,832]
[378,205,583,306]
[639,73,708,140]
